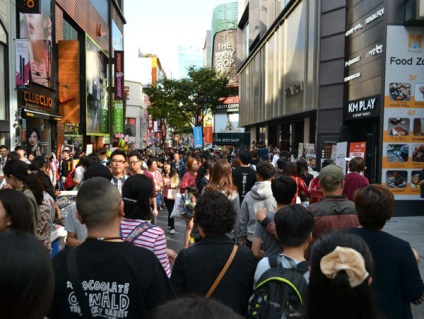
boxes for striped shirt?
[120,218,171,277]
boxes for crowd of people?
[0,142,423,319]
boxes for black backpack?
[247,255,309,319]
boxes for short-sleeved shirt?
[253,210,282,258]
[63,203,87,241]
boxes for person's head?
[0,189,34,233]
[31,156,49,171]
[122,174,154,221]
[0,230,54,319]
[75,155,89,168]
[3,160,44,204]
[276,157,287,170]
[255,161,276,181]
[14,146,26,159]
[7,151,21,161]
[147,158,158,172]
[207,158,236,196]
[26,129,40,147]
[309,157,316,168]
[86,153,99,167]
[97,147,107,160]
[318,164,345,193]
[145,294,243,319]
[282,161,297,177]
[354,184,394,230]
[76,177,122,228]
[307,231,375,319]
[128,151,143,174]
[238,149,252,165]
[110,149,127,176]
[274,204,314,248]
[162,159,177,177]
[62,147,70,159]
[173,152,180,161]
[0,145,8,158]
[272,175,297,205]
[296,158,309,177]
[348,157,366,173]
[194,191,235,237]
[83,163,113,181]
[197,159,215,182]
[186,156,199,172]
[321,158,335,169]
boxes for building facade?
[6,0,126,157]
[238,0,424,215]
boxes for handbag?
[170,193,187,220]
[205,245,238,298]
[167,188,178,200]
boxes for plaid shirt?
[111,174,128,195]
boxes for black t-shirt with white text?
[48,240,175,319]
[232,167,257,206]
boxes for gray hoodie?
[239,181,277,241]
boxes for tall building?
[237,0,424,215]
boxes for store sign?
[344,72,361,82]
[114,51,124,100]
[113,102,124,133]
[344,96,379,120]
[213,133,250,145]
[17,0,40,14]
[286,82,304,97]
[365,8,384,25]
[18,87,55,113]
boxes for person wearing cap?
[308,164,359,242]
[59,147,73,184]
[343,157,369,201]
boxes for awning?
[22,108,62,121]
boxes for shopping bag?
[167,188,178,200]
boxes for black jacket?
[171,235,257,315]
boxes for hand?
[256,207,267,222]
[152,209,158,217]
[1,183,12,190]
[167,248,178,266]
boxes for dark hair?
[274,204,314,247]
[128,151,143,161]
[348,157,366,173]
[276,157,287,170]
[145,294,243,319]
[14,145,24,151]
[97,147,107,155]
[3,160,44,205]
[75,156,90,168]
[31,156,48,170]
[196,159,215,183]
[146,158,157,169]
[111,149,127,160]
[0,145,8,150]
[354,184,394,230]
[272,175,297,205]
[7,151,21,161]
[0,230,54,319]
[122,174,154,220]
[255,161,276,180]
[163,159,178,178]
[0,189,35,233]
[83,163,113,181]
[26,128,40,141]
[322,159,335,168]
[296,158,309,178]
[238,150,252,165]
[86,153,100,166]
[307,231,376,319]
[194,191,235,236]
[282,161,297,176]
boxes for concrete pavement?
[156,209,424,318]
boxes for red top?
[180,172,197,193]
[342,172,369,201]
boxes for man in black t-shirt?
[60,147,73,182]
[48,177,174,319]
[232,150,257,206]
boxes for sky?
[123,0,234,80]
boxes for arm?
[65,232,83,247]
[170,254,186,295]
[179,173,189,193]
[400,243,424,304]
[256,208,276,237]
[251,236,264,260]
[232,193,241,238]
[153,230,171,278]
[238,198,249,244]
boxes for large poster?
[19,0,52,87]
[383,26,424,199]
[86,36,109,136]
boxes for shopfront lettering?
[23,91,53,107]
[344,72,361,82]
[215,42,236,68]
[348,98,376,113]
[345,56,361,67]
[286,82,304,97]
[366,44,383,57]
[365,8,384,24]
[345,23,363,37]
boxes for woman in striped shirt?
[120,174,171,277]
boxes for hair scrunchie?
[320,246,369,287]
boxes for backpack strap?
[67,247,93,319]
[122,221,155,243]
[296,261,310,275]
[268,254,280,268]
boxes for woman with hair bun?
[307,231,381,319]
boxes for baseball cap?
[319,164,345,186]
[63,147,70,152]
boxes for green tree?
[145,66,230,134]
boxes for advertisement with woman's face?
[19,0,52,87]
[26,128,42,157]
[86,36,109,136]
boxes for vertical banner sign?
[113,102,124,133]
[383,26,424,199]
[114,51,124,100]
[348,142,366,159]
[193,126,203,149]
[336,142,348,173]
[147,114,153,131]
[15,39,30,86]
[203,126,213,144]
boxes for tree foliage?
[145,66,230,134]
